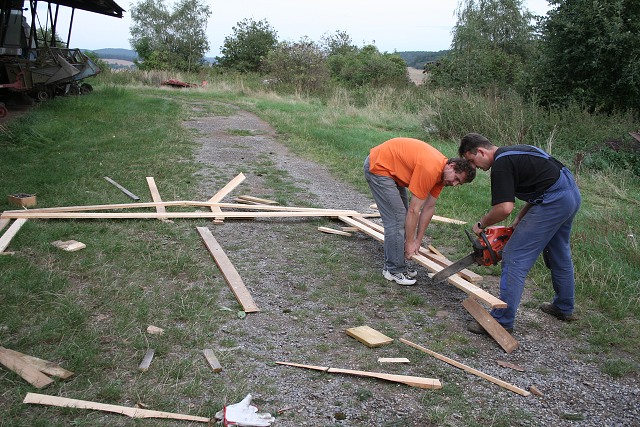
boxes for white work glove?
[215,394,275,427]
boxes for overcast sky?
[44,0,551,56]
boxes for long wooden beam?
[370,204,466,225]
[338,216,506,309]
[276,361,441,389]
[208,172,246,223]
[349,215,482,282]
[23,393,210,422]
[399,338,530,396]
[208,173,246,203]
[463,298,518,353]
[145,177,167,220]
[0,218,27,252]
[197,226,259,313]
[1,210,360,220]
[1,200,359,214]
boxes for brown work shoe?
[467,320,513,334]
[539,303,578,321]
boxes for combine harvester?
[0,0,124,117]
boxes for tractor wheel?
[80,83,93,94]
[68,83,81,96]
[0,103,7,118]
[36,89,53,102]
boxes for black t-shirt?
[491,145,563,205]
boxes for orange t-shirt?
[369,137,447,200]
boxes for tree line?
[129,0,639,114]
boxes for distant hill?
[85,48,217,64]
[86,48,138,62]
[398,50,450,69]
[84,48,447,69]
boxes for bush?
[262,38,330,95]
[327,45,410,89]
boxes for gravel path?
[186,101,638,427]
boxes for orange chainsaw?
[431,226,514,283]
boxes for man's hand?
[404,240,420,259]
[472,221,484,235]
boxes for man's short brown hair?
[459,133,493,157]
[447,158,476,183]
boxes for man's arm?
[511,202,531,228]
[472,201,515,234]
[404,194,437,258]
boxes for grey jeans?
[364,156,409,273]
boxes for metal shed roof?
[44,0,125,18]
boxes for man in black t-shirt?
[458,133,582,334]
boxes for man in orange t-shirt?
[364,137,475,285]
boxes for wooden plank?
[378,357,410,363]
[318,226,351,236]
[367,203,464,224]
[462,298,519,354]
[145,177,165,214]
[399,338,530,396]
[432,215,467,225]
[276,361,441,390]
[0,218,10,233]
[0,347,74,379]
[233,198,263,205]
[202,349,222,373]
[103,176,140,201]
[196,226,259,313]
[275,361,328,371]
[428,244,445,257]
[145,177,171,222]
[345,325,393,348]
[413,253,503,307]
[3,209,360,220]
[0,218,27,253]
[208,173,246,203]
[23,392,211,422]
[417,247,482,283]
[1,200,360,215]
[51,240,86,252]
[349,215,481,282]
[338,216,506,309]
[327,367,441,389]
[208,173,246,223]
[138,349,155,372]
[236,195,278,205]
[0,346,54,388]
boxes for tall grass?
[419,87,639,171]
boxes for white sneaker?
[406,269,418,278]
[383,270,417,286]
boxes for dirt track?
[185,101,639,426]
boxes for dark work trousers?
[492,167,581,328]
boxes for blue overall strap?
[494,145,550,161]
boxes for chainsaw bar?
[431,252,477,283]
